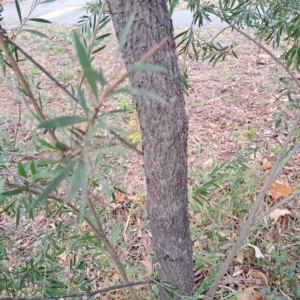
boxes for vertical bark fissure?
[107,1,194,298]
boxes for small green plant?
[259,249,299,299]
[58,68,74,80]
[244,127,256,140]
[54,45,65,53]
[117,94,134,123]
[29,65,41,76]
[272,144,280,155]
[128,132,142,145]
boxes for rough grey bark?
[106,0,194,299]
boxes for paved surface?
[1,0,226,29]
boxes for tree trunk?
[106,1,194,299]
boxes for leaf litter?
[0,24,299,298]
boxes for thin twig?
[0,172,113,209]
[270,140,300,183]
[8,38,78,104]
[14,0,42,39]
[0,281,147,300]
[9,102,22,166]
[0,34,57,143]
[0,224,38,239]
[255,189,300,221]
[110,130,143,156]
[86,197,140,300]
[13,102,21,148]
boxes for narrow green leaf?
[15,0,22,23]
[2,186,28,196]
[77,87,90,118]
[55,141,69,152]
[56,247,66,257]
[41,0,55,3]
[92,45,106,55]
[89,69,106,86]
[27,193,34,219]
[95,33,111,42]
[16,206,21,228]
[35,137,57,150]
[74,32,98,98]
[65,160,86,203]
[169,0,176,17]
[127,63,165,73]
[131,87,167,105]
[28,18,52,24]
[35,161,75,206]
[30,161,37,176]
[91,147,130,155]
[0,179,6,195]
[174,29,189,40]
[116,13,135,62]
[78,163,87,223]
[38,116,88,129]
[108,86,131,97]
[18,161,27,178]
[231,49,238,59]
[22,29,48,38]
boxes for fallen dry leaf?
[233,266,243,277]
[114,192,125,202]
[262,161,271,170]
[269,208,291,221]
[237,286,261,300]
[140,253,152,273]
[248,244,264,258]
[267,181,292,200]
[203,158,214,167]
[136,196,145,203]
[104,267,118,275]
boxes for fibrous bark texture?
[106,1,194,299]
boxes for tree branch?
[255,189,300,221]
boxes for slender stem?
[0,281,147,300]
[255,189,300,221]
[270,140,300,182]
[0,34,57,143]
[87,197,140,300]
[14,0,42,39]
[8,38,78,103]
[79,0,107,88]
